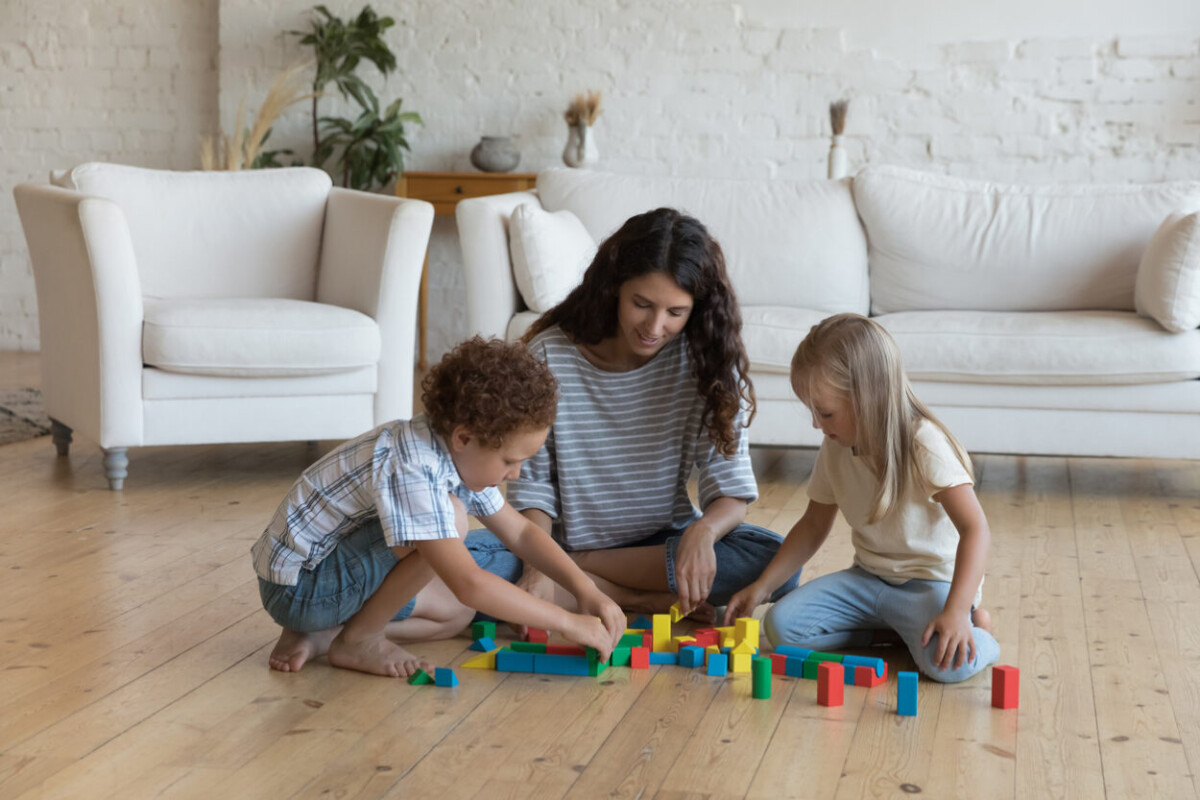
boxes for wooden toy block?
[462,649,500,669]
[769,653,788,676]
[546,644,587,655]
[784,656,806,678]
[407,668,434,685]
[631,646,650,669]
[707,653,728,676]
[469,636,497,652]
[705,644,720,656]
[511,641,548,653]
[648,652,679,665]
[471,621,496,641]
[435,667,459,687]
[669,602,686,623]
[735,618,760,647]
[673,636,697,652]
[731,639,757,656]
[643,633,653,649]
[523,627,549,643]
[716,626,735,636]
[619,632,645,648]
[992,665,1019,709]
[817,662,844,706]
[610,646,632,667]
[652,614,671,652]
[721,635,736,649]
[731,652,752,673]
[802,659,820,681]
[586,648,609,677]
[630,614,654,629]
[854,662,887,688]
[678,646,705,668]
[752,656,772,699]
[774,645,813,660]
[495,649,535,673]
[842,654,886,677]
[691,629,720,648]
[807,651,844,664]
[534,654,591,676]
[897,671,918,716]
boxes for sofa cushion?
[536,168,869,315]
[855,165,1200,314]
[509,205,596,313]
[143,298,381,377]
[63,163,331,301]
[741,306,831,374]
[876,310,1200,385]
[1135,211,1200,333]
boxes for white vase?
[563,123,599,168]
[827,134,848,179]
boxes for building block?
[435,667,459,687]
[897,671,918,716]
[586,648,608,677]
[784,656,807,678]
[807,651,844,664]
[523,627,549,643]
[462,649,500,669]
[407,668,434,686]
[630,614,654,629]
[643,633,653,649]
[843,654,886,677]
[610,646,632,667]
[752,656,772,699]
[843,665,856,686]
[992,665,1020,709]
[546,644,587,656]
[534,654,591,676]
[802,659,820,681]
[735,618,760,647]
[678,646,705,668]
[471,621,496,641]
[619,632,646,648]
[854,662,887,688]
[511,641,548,653]
[669,601,686,623]
[673,636,697,652]
[631,646,650,669]
[705,644,721,657]
[495,649,535,673]
[652,614,671,652]
[691,629,720,648]
[649,651,679,665]
[731,652,752,673]
[817,662,844,706]
[469,636,497,652]
[769,653,788,676]
[774,645,813,660]
[707,653,728,676]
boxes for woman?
[468,207,799,620]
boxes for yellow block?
[731,652,752,673]
[462,648,500,669]
[652,614,671,652]
[735,617,760,647]
[669,602,685,623]
[731,639,757,655]
[721,635,735,649]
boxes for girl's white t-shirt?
[807,420,982,603]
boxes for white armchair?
[14,163,434,489]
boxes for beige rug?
[0,388,50,446]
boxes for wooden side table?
[397,171,537,369]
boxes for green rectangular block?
[619,632,646,648]
[807,651,844,663]
[510,641,548,653]
[471,621,497,641]
[610,646,632,667]
[802,659,820,680]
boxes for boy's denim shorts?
[258,518,419,632]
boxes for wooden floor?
[1,352,1198,799]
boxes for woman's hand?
[576,587,626,651]
[722,579,770,627]
[922,608,976,671]
[675,522,718,616]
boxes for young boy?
[251,337,626,677]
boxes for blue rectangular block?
[784,656,806,678]
[898,671,918,716]
[843,654,886,677]
[707,653,728,676]
[495,649,535,673]
[533,654,591,676]
[648,651,679,665]
[774,645,813,660]
[678,646,704,668]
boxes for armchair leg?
[50,419,72,456]
[103,447,129,491]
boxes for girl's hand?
[561,612,616,662]
[723,580,770,627]
[577,588,626,651]
[675,523,718,616]
[922,608,976,671]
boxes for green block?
[751,656,772,699]
[471,620,497,641]
[407,668,434,685]
[807,651,844,663]
[510,641,548,653]
[802,659,820,680]
[610,646,632,667]
[587,648,609,677]
[618,632,646,648]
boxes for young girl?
[724,314,999,682]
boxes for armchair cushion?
[1135,210,1200,332]
[508,204,596,312]
[143,298,381,377]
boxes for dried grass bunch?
[201,62,317,171]
[830,99,848,137]
[564,90,603,127]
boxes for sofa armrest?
[14,183,144,447]
[316,188,434,423]
[456,190,541,340]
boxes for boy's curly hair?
[421,337,558,447]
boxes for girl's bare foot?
[327,630,432,678]
[972,607,993,633]
[269,628,338,672]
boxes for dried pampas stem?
[830,99,848,136]
[200,61,317,171]
[564,90,603,127]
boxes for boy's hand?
[511,565,557,638]
[561,612,616,662]
[722,580,770,627]
[922,608,976,671]
[577,588,625,651]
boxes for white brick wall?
[2,0,1198,355]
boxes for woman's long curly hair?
[523,207,754,457]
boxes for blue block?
[495,649,535,673]
[843,654,886,677]
[630,614,654,629]
[898,671,918,716]
[678,646,704,668]
[784,656,806,678]
[533,654,591,675]
[844,665,856,686]
[707,653,728,676]
[648,651,679,665]
[774,645,813,660]
[434,667,459,687]
[469,636,497,652]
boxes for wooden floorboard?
[1,351,1198,799]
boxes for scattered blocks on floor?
[469,636,497,652]
[897,671,918,716]
[435,667,459,687]
[407,668,434,686]
[752,656,772,699]
[992,665,1020,709]
[471,621,496,641]
[707,653,728,677]
[817,662,844,706]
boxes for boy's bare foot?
[269,628,338,672]
[327,630,432,678]
[972,607,993,633]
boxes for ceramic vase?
[827,134,848,179]
[562,123,599,168]
[470,136,520,173]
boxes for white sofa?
[457,166,1200,460]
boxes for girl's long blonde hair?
[791,313,972,523]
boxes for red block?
[770,653,788,676]
[818,662,845,706]
[992,665,1019,709]
[854,662,887,688]
[546,644,586,656]
[523,627,549,643]
[642,633,653,649]
[631,646,650,669]
[692,629,720,648]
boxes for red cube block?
[631,646,650,669]
[524,627,549,643]
[992,665,1019,709]
[854,663,887,688]
[769,653,788,676]
[818,662,844,706]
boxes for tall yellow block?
[652,614,671,652]
[735,617,760,648]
